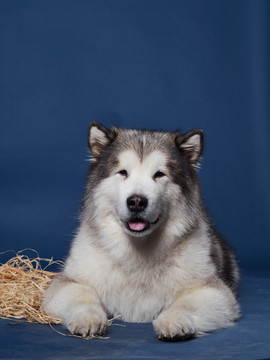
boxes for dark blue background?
[1,0,270,270]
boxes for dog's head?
[85,122,204,238]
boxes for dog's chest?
[90,255,188,322]
[67,226,213,322]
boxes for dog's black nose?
[127,195,148,212]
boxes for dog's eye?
[118,170,128,177]
[154,171,166,179]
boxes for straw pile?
[0,250,63,324]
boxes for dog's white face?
[112,149,171,237]
[87,123,204,240]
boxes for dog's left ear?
[88,122,117,162]
[175,129,204,169]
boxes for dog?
[43,122,240,341]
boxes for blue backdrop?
[1,0,269,270]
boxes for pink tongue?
[128,221,147,231]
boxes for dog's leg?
[153,278,239,341]
[43,275,107,337]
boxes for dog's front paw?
[153,309,196,342]
[65,304,108,337]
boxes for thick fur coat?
[43,122,240,341]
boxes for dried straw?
[0,250,122,340]
[0,249,63,324]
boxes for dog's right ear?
[88,122,117,162]
[175,129,204,169]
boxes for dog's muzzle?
[126,217,159,233]
[123,194,160,235]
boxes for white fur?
[114,150,169,229]
[43,147,239,339]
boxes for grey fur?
[43,122,240,342]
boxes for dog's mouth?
[125,217,159,234]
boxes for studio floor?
[0,271,270,360]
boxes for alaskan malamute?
[43,122,240,341]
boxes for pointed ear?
[175,129,204,168]
[88,122,117,162]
